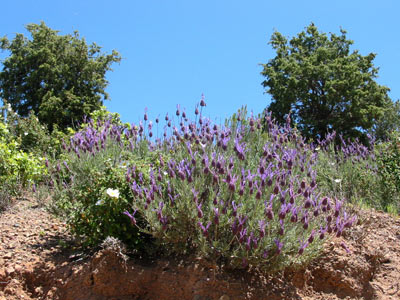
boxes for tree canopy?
[0,22,121,130]
[261,23,391,142]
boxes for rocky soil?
[1,196,400,300]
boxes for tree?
[0,22,121,130]
[261,23,391,142]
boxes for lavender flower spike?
[123,209,138,225]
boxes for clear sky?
[1,0,399,125]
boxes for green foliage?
[375,131,400,213]
[0,120,46,210]
[5,109,51,156]
[369,100,400,142]
[48,121,154,249]
[261,23,390,142]
[316,142,380,208]
[315,134,400,214]
[0,21,121,131]
[51,157,145,247]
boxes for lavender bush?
[48,100,357,273]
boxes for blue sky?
[1,0,399,125]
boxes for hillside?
[0,196,399,300]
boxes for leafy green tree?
[0,22,121,130]
[261,23,391,142]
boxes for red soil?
[1,197,399,300]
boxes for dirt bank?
[1,197,399,300]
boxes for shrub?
[48,101,356,273]
[0,121,46,210]
[5,111,51,156]
[315,131,400,214]
[315,133,381,208]
[375,131,400,213]
[47,116,155,249]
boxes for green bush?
[4,108,51,156]
[315,132,400,214]
[375,131,400,213]
[48,115,156,249]
[0,121,46,210]
[316,140,379,208]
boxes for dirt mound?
[1,197,399,300]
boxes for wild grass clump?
[316,131,400,214]
[47,99,356,273]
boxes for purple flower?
[196,202,204,218]
[198,221,211,237]
[258,220,266,238]
[308,230,315,244]
[334,199,342,217]
[213,207,220,224]
[340,241,351,254]
[275,238,283,255]
[63,161,70,171]
[264,194,274,220]
[278,220,285,235]
[144,108,148,121]
[234,138,246,160]
[298,239,309,255]
[223,172,238,192]
[246,234,253,251]
[232,201,239,217]
[319,225,328,240]
[279,203,288,220]
[168,193,179,206]
[192,188,199,202]
[239,228,247,243]
[290,206,298,223]
[160,216,168,230]
[156,201,164,220]
[200,94,206,107]
[123,209,138,225]
[237,215,247,232]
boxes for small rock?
[5,266,15,276]
[14,265,22,273]
[3,253,12,259]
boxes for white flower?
[95,199,105,206]
[334,179,342,183]
[24,132,28,136]
[329,162,335,166]
[106,188,120,199]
